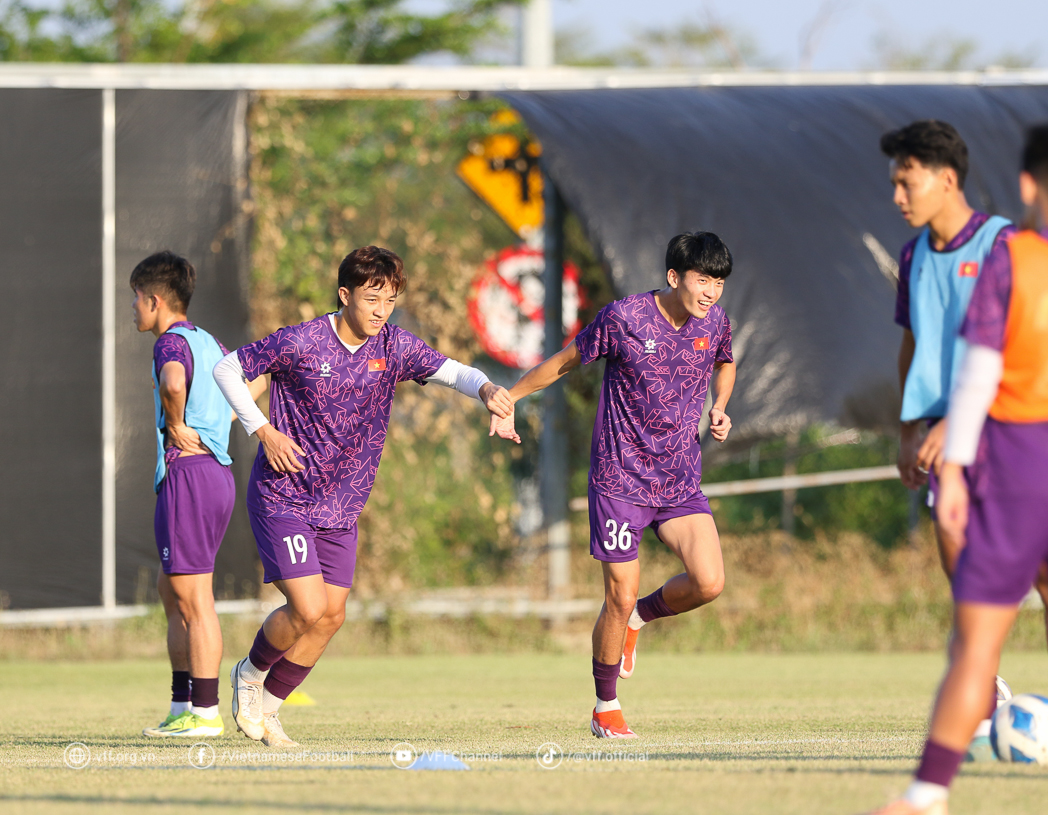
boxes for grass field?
[2,652,1047,814]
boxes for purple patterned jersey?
[237,315,447,527]
[576,292,733,507]
[962,227,1048,351]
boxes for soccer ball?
[990,694,1048,764]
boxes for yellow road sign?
[457,111,543,238]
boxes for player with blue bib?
[867,123,1048,815]
[132,251,266,738]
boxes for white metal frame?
[1,63,1048,92]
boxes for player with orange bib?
[867,125,1048,814]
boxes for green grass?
[2,653,1048,814]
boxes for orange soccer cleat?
[591,707,637,739]
[619,625,641,678]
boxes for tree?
[0,0,521,64]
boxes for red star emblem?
[693,337,710,351]
[959,262,979,278]
[368,358,387,372]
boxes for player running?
[132,251,264,738]
[495,232,736,738]
[215,245,514,747]
[866,126,1048,815]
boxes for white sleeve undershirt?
[213,348,493,439]
[213,351,269,436]
[425,358,490,400]
[944,344,1004,465]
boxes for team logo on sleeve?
[959,262,979,278]
[368,358,387,372]
[644,339,657,354]
[693,336,710,351]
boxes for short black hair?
[880,120,969,189]
[129,251,195,313]
[665,232,733,279]
[1022,124,1048,190]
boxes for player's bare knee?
[287,600,327,632]
[605,588,637,619]
[174,594,215,625]
[318,607,346,636]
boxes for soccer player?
[882,121,1033,756]
[885,120,1013,572]
[495,232,735,738]
[132,251,264,738]
[866,126,1048,815]
[214,245,514,747]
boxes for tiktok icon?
[535,742,563,770]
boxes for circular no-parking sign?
[467,245,583,370]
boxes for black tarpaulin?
[502,85,1048,435]
[0,89,255,609]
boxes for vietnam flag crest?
[368,358,387,372]
[959,262,979,278]
[693,336,710,351]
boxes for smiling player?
[866,125,1048,815]
[214,245,514,747]
[494,232,736,738]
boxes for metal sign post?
[541,172,570,603]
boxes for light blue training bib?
[152,325,233,492]
[901,215,1011,422]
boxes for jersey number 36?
[603,519,633,551]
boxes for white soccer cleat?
[261,712,300,748]
[996,675,1013,707]
[230,658,265,741]
[862,801,948,815]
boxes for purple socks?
[171,670,191,703]
[916,739,965,788]
[592,658,620,702]
[248,627,287,673]
[637,586,678,623]
[264,658,314,700]
[190,677,219,709]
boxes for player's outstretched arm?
[508,343,583,402]
[158,361,209,455]
[490,344,583,444]
[422,359,519,443]
[708,360,736,443]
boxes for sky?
[549,0,1048,70]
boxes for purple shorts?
[155,454,235,575]
[953,419,1048,606]
[588,487,712,563]
[247,497,358,588]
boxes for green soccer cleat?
[965,734,995,763]
[147,710,225,737]
[142,711,182,737]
